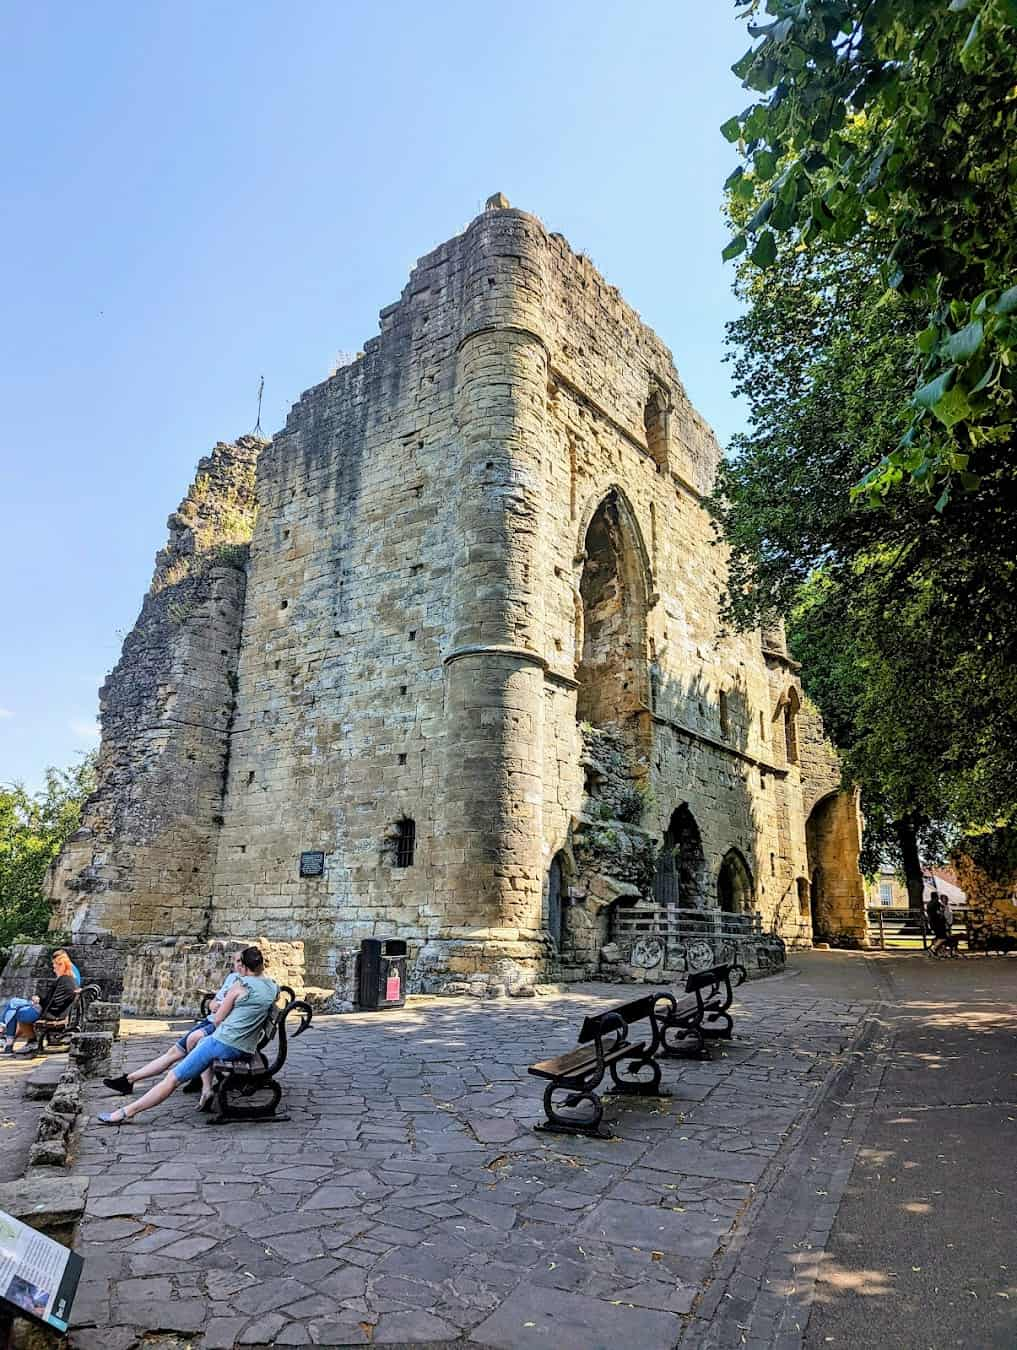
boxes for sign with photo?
[0,1209,83,1334]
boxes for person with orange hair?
[5,953,78,1055]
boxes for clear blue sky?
[0,1,750,793]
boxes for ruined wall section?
[798,694,846,816]
[48,438,261,937]
[505,215,808,947]
[208,267,462,980]
[797,694,867,943]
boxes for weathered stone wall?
[49,197,863,984]
[48,439,261,938]
[797,695,867,943]
[0,939,123,1004]
[953,853,1017,949]
[119,936,307,1016]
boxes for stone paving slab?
[65,977,874,1348]
[0,1045,57,1180]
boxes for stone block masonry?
[48,438,259,943]
[48,195,867,994]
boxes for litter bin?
[356,938,407,1011]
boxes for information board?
[0,1209,83,1334]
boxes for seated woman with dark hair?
[2,953,79,1055]
[98,947,278,1123]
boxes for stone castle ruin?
[48,195,868,1009]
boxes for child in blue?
[98,947,278,1122]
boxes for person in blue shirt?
[101,952,246,1095]
[98,947,278,1123]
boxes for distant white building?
[869,864,966,909]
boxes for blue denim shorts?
[175,1018,215,1053]
[172,1035,250,1083]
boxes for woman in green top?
[98,947,279,1124]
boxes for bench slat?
[529,1038,645,1081]
[578,995,658,1045]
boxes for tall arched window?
[779,687,801,765]
[719,690,731,740]
[575,490,649,731]
[796,876,810,917]
[547,851,567,950]
[643,387,669,472]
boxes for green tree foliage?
[713,222,1017,899]
[723,0,1017,508]
[0,754,96,946]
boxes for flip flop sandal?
[97,1109,133,1125]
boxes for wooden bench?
[183,983,298,1095]
[34,984,101,1053]
[653,963,745,1059]
[698,962,746,1040]
[528,994,669,1139]
[205,990,312,1124]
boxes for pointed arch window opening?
[575,489,651,733]
[782,687,801,765]
[718,848,754,914]
[547,851,567,952]
[653,805,706,910]
[643,386,670,472]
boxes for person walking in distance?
[926,891,948,957]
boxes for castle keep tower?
[50,197,866,1002]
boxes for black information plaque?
[299,850,325,878]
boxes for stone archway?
[575,489,649,733]
[804,789,867,944]
[653,805,707,908]
[546,851,567,952]
[718,849,754,914]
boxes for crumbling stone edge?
[25,1009,120,1169]
[27,1065,85,1169]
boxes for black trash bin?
[356,938,407,1011]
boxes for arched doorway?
[653,805,706,908]
[718,849,754,914]
[575,490,649,732]
[547,852,567,952]
[804,788,869,943]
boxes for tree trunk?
[894,815,925,911]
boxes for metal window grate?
[395,818,416,868]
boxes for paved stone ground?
[65,969,872,1349]
[0,1046,47,1181]
[686,952,1017,1350]
[803,954,1017,1350]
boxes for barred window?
[395,818,416,868]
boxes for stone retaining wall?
[119,936,307,1016]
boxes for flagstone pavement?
[64,973,873,1349]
